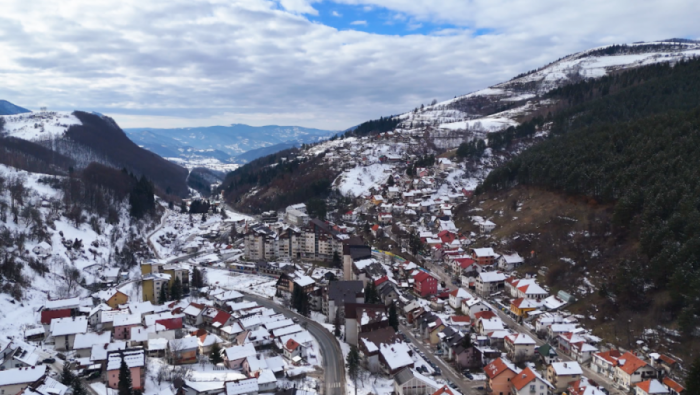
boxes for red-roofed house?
[635,379,670,395]
[283,339,303,361]
[662,377,684,395]
[510,367,553,395]
[413,272,438,297]
[375,276,389,287]
[155,317,183,331]
[451,258,475,274]
[431,385,458,395]
[592,349,622,379]
[615,352,656,389]
[485,358,520,395]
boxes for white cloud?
[278,0,318,15]
[332,10,342,17]
[0,0,698,130]
[350,20,368,25]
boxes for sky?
[0,0,699,130]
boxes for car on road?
[432,367,442,376]
[462,371,473,380]
[42,357,56,364]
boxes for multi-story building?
[142,273,171,304]
[300,219,344,261]
[243,224,279,261]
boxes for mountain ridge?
[0,100,31,116]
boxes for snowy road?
[242,293,347,395]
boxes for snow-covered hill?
[0,163,158,338]
[398,40,700,143]
[0,111,82,141]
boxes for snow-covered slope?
[399,40,700,137]
[0,111,82,141]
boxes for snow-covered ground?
[205,267,278,298]
[335,164,394,197]
[166,157,241,173]
[0,111,81,141]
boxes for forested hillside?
[479,57,700,334]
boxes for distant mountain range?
[0,100,30,115]
[123,124,337,167]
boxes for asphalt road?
[243,293,347,395]
[399,324,484,395]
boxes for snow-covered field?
[0,111,81,141]
[166,157,241,173]
[335,164,394,197]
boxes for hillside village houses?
[10,134,690,395]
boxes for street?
[400,324,484,395]
[243,294,347,395]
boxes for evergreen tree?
[180,201,187,213]
[210,342,224,365]
[118,359,133,395]
[168,201,174,210]
[364,281,379,304]
[388,303,399,331]
[201,213,207,222]
[159,284,168,304]
[72,379,88,395]
[171,277,183,300]
[60,365,75,386]
[387,175,395,187]
[332,251,341,269]
[686,356,700,395]
[334,311,341,337]
[129,175,155,219]
[347,346,361,395]
[461,333,472,349]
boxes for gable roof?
[617,352,649,375]
[485,358,519,379]
[511,367,553,391]
[636,379,670,394]
[662,377,684,393]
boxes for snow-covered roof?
[147,338,168,351]
[113,313,141,327]
[45,297,81,310]
[74,332,111,349]
[0,365,48,386]
[272,324,303,338]
[294,275,315,287]
[479,271,506,283]
[91,341,126,361]
[106,349,145,371]
[225,379,259,395]
[472,247,497,257]
[505,333,536,345]
[550,361,583,376]
[212,290,244,302]
[257,369,277,385]
[225,343,257,361]
[265,356,286,373]
[169,336,199,351]
[379,342,413,370]
[50,316,88,336]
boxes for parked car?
[432,367,442,376]
[462,371,473,380]
[43,357,56,364]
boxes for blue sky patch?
[308,2,458,36]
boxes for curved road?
[243,293,346,395]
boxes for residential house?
[107,349,146,391]
[168,337,199,365]
[662,377,684,395]
[454,345,483,370]
[0,365,48,395]
[283,339,303,362]
[379,342,414,375]
[413,272,438,297]
[498,253,524,272]
[50,316,88,351]
[212,290,245,308]
[635,380,670,395]
[393,368,442,395]
[141,272,171,304]
[471,248,498,266]
[344,303,389,346]
[100,290,129,309]
[225,379,259,395]
[509,298,542,318]
[537,344,558,366]
[485,358,520,395]
[649,354,679,376]
[475,272,506,297]
[592,350,622,379]
[614,352,656,390]
[462,299,491,320]
[113,314,142,340]
[448,289,470,310]
[567,377,607,395]
[184,303,206,326]
[509,367,554,395]
[73,332,111,358]
[547,362,583,392]
[358,327,399,373]
[256,369,277,392]
[477,317,505,336]
[225,343,257,369]
[504,333,536,361]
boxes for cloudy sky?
[1,0,698,130]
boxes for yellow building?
[104,290,129,309]
[509,298,541,318]
[429,324,446,345]
[142,273,171,304]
